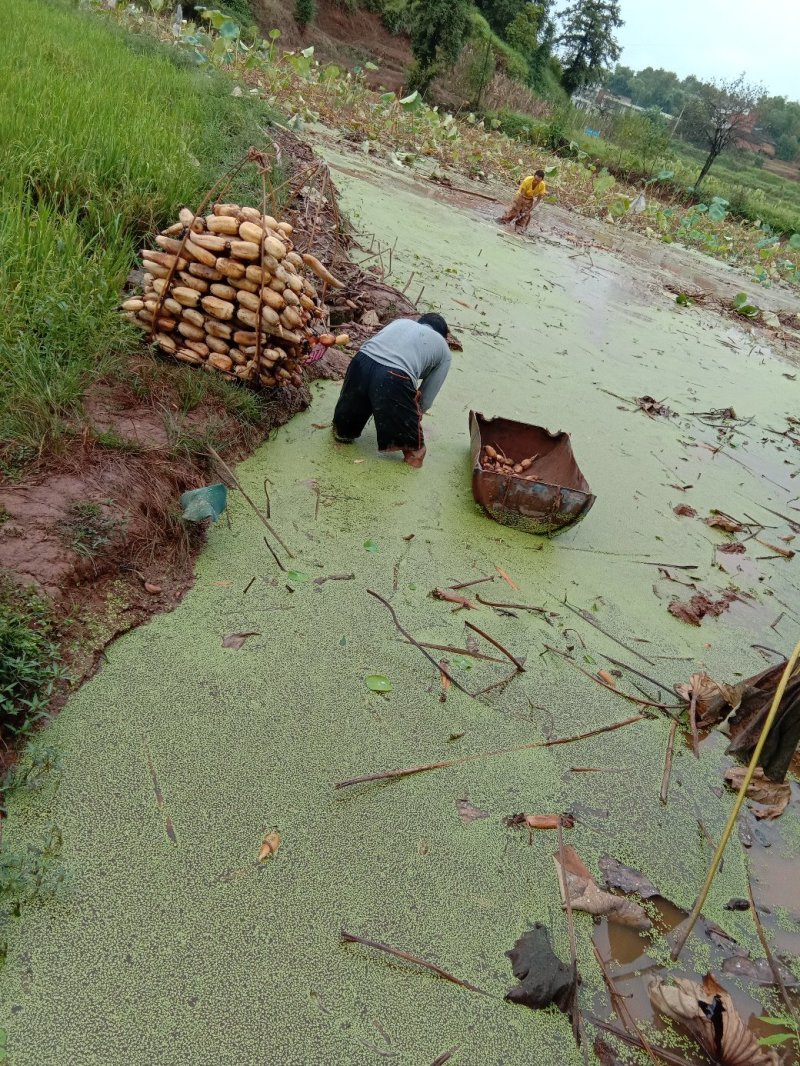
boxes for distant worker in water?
[332,313,452,469]
[498,169,547,233]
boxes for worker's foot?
[402,446,426,469]
[332,427,354,444]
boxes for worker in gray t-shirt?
[332,314,453,468]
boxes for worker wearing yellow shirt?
[498,169,547,233]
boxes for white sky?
[617,0,799,101]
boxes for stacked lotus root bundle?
[479,444,541,480]
[122,203,348,388]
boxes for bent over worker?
[498,169,547,233]
[332,313,452,469]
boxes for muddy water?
[1,149,799,1065]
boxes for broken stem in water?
[558,820,586,1057]
[688,689,700,759]
[334,715,647,789]
[562,599,655,665]
[368,590,473,696]
[475,594,546,613]
[449,576,495,591]
[544,645,677,715]
[591,944,662,1066]
[660,720,679,806]
[208,445,295,558]
[464,620,525,672]
[340,930,491,997]
[585,1016,694,1066]
[403,639,506,664]
[747,873,799,1028]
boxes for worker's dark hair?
[534,169,545,179]
[418,312,449,338]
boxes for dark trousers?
[333,351,423,452]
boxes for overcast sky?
[616,0,798,101]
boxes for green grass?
[0,0,279,457]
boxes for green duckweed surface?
[2,151,799,1065]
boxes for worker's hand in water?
[402,446,426,469]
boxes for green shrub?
[294,0,316,28]
[0,579,64,740]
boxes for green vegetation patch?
[0,578,64,741]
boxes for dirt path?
[2,151,799,1065]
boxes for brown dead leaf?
[455,798,489,824]
[718,542,746,555]
[675,672,730,719]
[222,631,260,650]
[636,395,672,418]
[704,512,746,533]
[597,670,617,688]
[673,504,697,518]
[668,591,735,626]
[144,582,162,594]
[598,856,660,899]
[553,845,651,929]
[212,581,233,588]
[258,830,281,861]
[360,309,380,327]
[311,422,331,429]
[649,973,778,1066]
[724,767,791,819]
[495,566,519,591]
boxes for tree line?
[609,65,800,163]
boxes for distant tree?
[294,0,315,31]
[760,96,800,153]
[681,74,765,186]
[607,63,634,98]
[558,0,623,95]
[776,134,800,162]
[407,0,471,96]
[629,66,683,115]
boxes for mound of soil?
[252,0,411,93]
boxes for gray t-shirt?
[360,319,452,412]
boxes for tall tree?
[407,0,471,96]
[681,74,764,186]
[558,0,623,95]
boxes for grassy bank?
[0,0,277,461]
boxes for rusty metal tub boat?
[470,411,595,535]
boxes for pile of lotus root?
[122,202,348,388]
